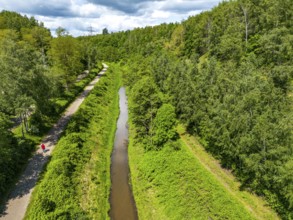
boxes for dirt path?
[179,127,279,220]
[0,64,108,220]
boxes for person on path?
[41,143,46,153]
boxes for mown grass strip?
[178,124,279,220]
[24,64,121,219]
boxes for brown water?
[109,87,138,220]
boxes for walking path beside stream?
[0,64,108,220]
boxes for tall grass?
[179,125,279,220]
[129,133,259,219]
[25,64,121,219]
[126,88,261,220]
[129,124,279,219]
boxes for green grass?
[129,138,255,219]
[24,64,121,219]
[178,124,279,220]
[77,64,121,219]
[128,126,279,219]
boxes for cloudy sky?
[0,0,222,37]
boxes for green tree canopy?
[130,77,162,138]
[152,103,177,148]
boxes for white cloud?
[70,2,106,18]
[151,10,172,19]
[0,0,223,36]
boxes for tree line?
[0,10,99,201]
[0,0,292,217]
[89,0,292,218]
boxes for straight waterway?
[109,87,138,220]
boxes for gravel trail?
[0,64,108,220]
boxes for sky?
[0,0,222,37]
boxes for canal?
[109,87,138,220]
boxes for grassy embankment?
[178,125,279,220]
[25,64,121,219]
[128,124,279,219]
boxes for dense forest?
[0,10,100,202]
[89,0,292,218]
[0,0,292,218]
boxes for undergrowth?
[24,64,121,219]
[0,65,103,211]
[129,131,258,220]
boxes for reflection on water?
[109,87,138,220]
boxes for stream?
[109,87,138,220]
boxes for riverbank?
[24,64,121,219]
[128,124,279,219]
[127,119,279,219]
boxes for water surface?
[109,87,138,220]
